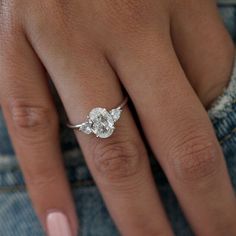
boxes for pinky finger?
[0,30,77,235]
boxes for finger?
[0,27,77,235]
[27,22,174,234]
[171,0,235,108]
[108,32,236,235]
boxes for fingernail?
[46,211,72,236]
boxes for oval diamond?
[89,108,115,138]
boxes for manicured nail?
[47,211,72,236]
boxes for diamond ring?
[67,97,128,138]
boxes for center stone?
[89,108,115,138]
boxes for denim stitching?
[210,98,236,126]
[209,98,236,144]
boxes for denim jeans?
[0,3,236,236]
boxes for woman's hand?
[0,0,235,235]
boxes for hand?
[0,0,235,235]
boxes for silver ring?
[67,97,128,138]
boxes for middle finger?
[108,30,236,235]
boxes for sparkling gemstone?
[89,108,114,138]
[110,108,122,122]
[79,122,92,134]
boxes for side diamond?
[79,122,92,134]
[110,108,122,122]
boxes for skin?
[0,0,236,235]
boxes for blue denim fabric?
[0,3,236,236]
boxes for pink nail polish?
[47,211,72,236]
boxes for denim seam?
[0,179,95,192]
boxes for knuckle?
[101,0,154,33]
[92,139,143,182]
[8,99,58,141]
[168,135,221,182]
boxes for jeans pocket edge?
[207,54,236,120]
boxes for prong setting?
[67,97,128,138]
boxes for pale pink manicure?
[47,211,72,236]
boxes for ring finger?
[28,24,175,234]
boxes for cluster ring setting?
[67,97,128,138]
